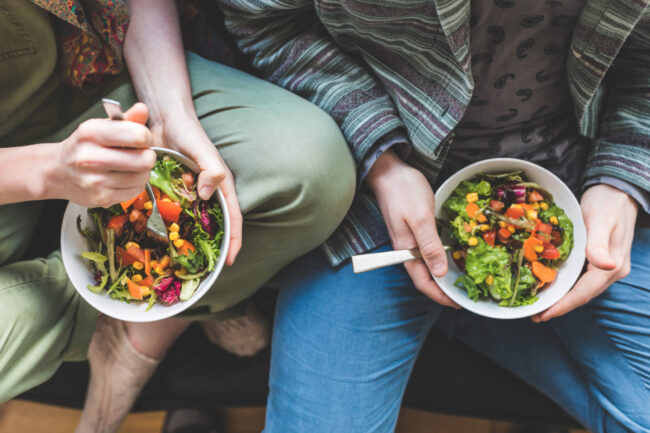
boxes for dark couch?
[18,200,581,428]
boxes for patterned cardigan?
[217,0,650,265]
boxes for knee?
[272,106,356,242]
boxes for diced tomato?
[528,190,545,203]
[120,190,147,212]
[504,206,525,219]
[106,214,128,237]
[536,222,553,235]
[157,200,182,223]
[140,276,155,288]
[463,221,472,232]
[523,235,543,262]
[116,244,146,266]
[490,200,505,212]
[550,230,562,246]
[482,230,496,247]
[498,227,512,240]
[540,243,561,260]
[465,203,480,219]
[132,190,149,210]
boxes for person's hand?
[366,150,460,308]
[149,116,243,266]
[48,103,156,208]
[532,184,637,322]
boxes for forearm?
[0,143,56,205]
[123,0,196,129]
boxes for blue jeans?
[264,227,650,433]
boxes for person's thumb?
[123,102,149,125]
[196,163,226,200]
[585,217,616,270]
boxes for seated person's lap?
[0,52,354,403]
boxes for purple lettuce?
[153,277,182,304]
[195,201,217,239]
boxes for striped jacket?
[217,0,650,265]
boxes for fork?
[101,98,169,242]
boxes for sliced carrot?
[159,255,171,269]
[523,235,543,262]
[144,249,152,278]
[463,221,472,232]
[476,212,487,223]
[177,240,196,256]
[532,261,557,284]
[117,244,146,267]
[141,276,155,288]
[466,203,480,219]
[125,277,145,300]
[120,190,146,212]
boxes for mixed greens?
[443,171,573,307]
[77,155,224,310]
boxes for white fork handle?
[351,248,421,274]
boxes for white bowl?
[61,148,230,322]
[433,158,586,319]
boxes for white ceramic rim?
[433,158,587,319]
[61,147,230,322]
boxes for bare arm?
[123,0,242,265]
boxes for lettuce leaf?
[464,240,512,301]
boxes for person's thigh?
[442,227,650,433]
[0,252,97,403]
[183,52,356,314]
[0,202,42,266]
[265,246,442,433]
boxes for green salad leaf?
[443,179,492,217]
[461,239,513,301]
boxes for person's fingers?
[220,176,243,266]
[75,146,157,173]
[584,212,616,271]
[406,211,448,277]
[123,102,149,125]
[197,168,226,200]
[76,119,154,149]
[99,171,151,190]
[404,260,460,308]
[532,268,611,322]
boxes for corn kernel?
[131,274,143,283]
[169,223,180,232]
[154,266,165,275]
[169,231,180,241]
[485,274,494,285]
[550,216,559,225]
[499,221,507,228]
[144,201,153,210]
[532,201,540,210]
[125,241,140,249]
[479,224,490,232]
[161,198,171,202]
[452,250,462,260]
[535,245,545,253]
[466,192,479,203]
[507,225,516,233]
[175,269,187,277]
[149,260,159,268]
[526,209,538,220]
[132,261,144,270]
[468,236,478,246]
[173,239,185,248]
[469,220,478,229]
[159,255,170,268]
[540,202,549,210]
[140,286,151,296]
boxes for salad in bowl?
[61,148,230,322]
[433,158,586,319]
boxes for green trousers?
[0,53,355,403]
